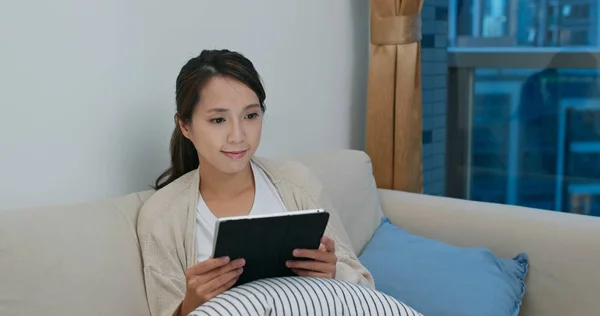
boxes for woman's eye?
[245,113,259,120]
[210,118,225,124]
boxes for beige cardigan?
[137,156,375,316]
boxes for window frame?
[449,48,600,69]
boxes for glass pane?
[452,0,599,47]
[482,0,509,37]
[470,68,600,216]
[456,0,475,36]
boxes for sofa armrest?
[378,189,600,316]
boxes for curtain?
[365,0,424,192]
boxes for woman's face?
[179,76,263,175]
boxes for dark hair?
[153,49,266,190]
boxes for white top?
[195,161,288,262]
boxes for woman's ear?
[176,114,192,140]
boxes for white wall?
[0,0,369,211]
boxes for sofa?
[1,149,599,316]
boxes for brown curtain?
[365,0,424,193]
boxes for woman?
[137,49,375,316]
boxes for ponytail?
[153,123,199,190]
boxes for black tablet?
[211,209,330,286]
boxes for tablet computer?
[211,209,330,286]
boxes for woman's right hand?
[180,256,245,315]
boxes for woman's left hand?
[286,236,337,279]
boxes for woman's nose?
[227,120,245,144]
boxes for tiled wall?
[421,0,447,196]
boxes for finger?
[206,274,241,299]
[200,258,246,283]
[293,249,334,262]
[292,268,331,278]
[203,267,244,294]
[187,256,230,276]
[286,260,334,273]
[321,236,336,252]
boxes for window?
[446,0,600,217]
[451,0,599,47]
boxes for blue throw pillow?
[359,217,528,316]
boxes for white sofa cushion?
[0,191,153,316]
[295,149,383,255]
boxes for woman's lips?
[221,150,247,159]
